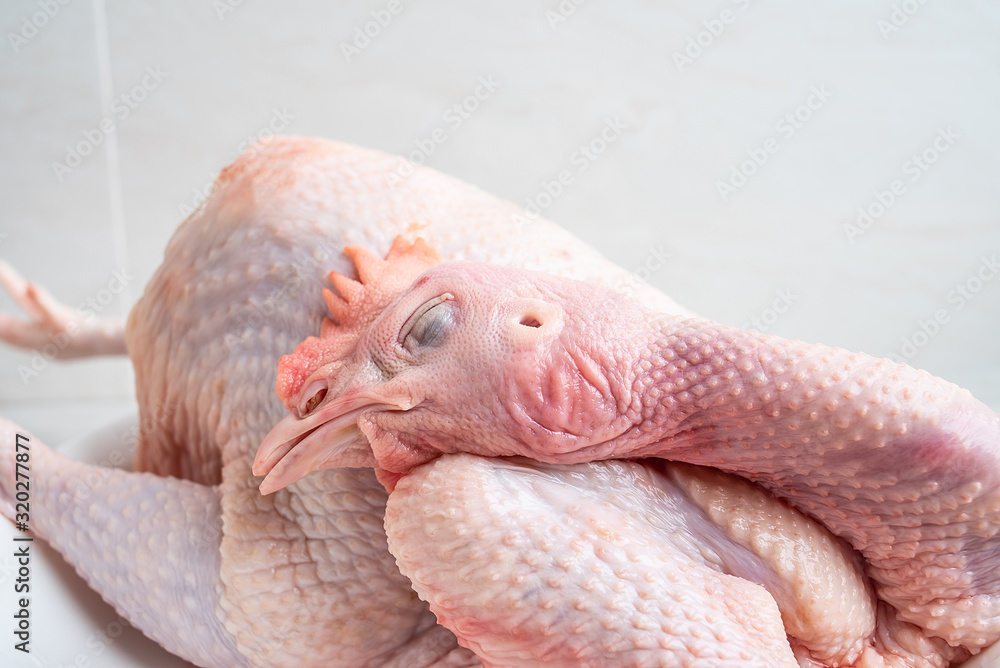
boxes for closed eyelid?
[397,293,455,346]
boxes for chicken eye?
[400,294,455,353]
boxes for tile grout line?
[91,0,132,314]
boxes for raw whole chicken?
[1,136,996,667]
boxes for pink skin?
[255,260,1000,652]
[0,260,126,358]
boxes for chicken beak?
[253,393,385,495]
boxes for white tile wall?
[1,0,998,446]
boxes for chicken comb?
[275,236,442,408]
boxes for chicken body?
[125,138,696,665]
[0,135,695,667]
[5,136,993,667]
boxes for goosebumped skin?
[0,419,244,668]
[257,259,1000,658]
[388,454,923,667]
[664,463,876,665]
[622,318,1000,652]
[386,455,802,667]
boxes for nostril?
[520,316,542,328]
[302,387,327,416]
